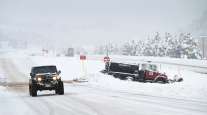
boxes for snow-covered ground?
[0,49,207,115]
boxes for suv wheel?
[29,83,37,97]
[55,81,64,95]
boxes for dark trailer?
[105,62,141,80]
[104,61,168,83]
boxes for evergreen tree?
[94,32,202,59]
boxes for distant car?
[65,48,75,57]
[29,65,64,97]
[103,62,168,83]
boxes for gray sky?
[0,0,207,46]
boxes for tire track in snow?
[68,83,207,115]
[0,58,28,83]
[0,58,54,115]
[43,94,100,115]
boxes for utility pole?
[106,44,109,57]
[203,38,205,59]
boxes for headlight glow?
[53,76,57,80]
[57,76,61,79]
[53,75,60,80]
[37,77,42,81]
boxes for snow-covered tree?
[94,33,202,59]
[177,33,201,59]
[122,40,139,56]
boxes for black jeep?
[29,65,64,97]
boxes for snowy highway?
[1,83,207,115]
[0,55,207,115]
[1,0,207,114]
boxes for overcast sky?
[0,0,207,46]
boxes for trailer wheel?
[138,70,145,82]
[119,75,127,80]
[154,77,168,83]
[113,74,119,78]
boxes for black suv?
[29,65,64,96]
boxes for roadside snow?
[1,50,207,102]
[86,70,207,101]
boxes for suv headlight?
[37,77,42,81]
[52,75,60,80]
[35,75,43,81]
[53,76,57,80]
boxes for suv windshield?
[32,66,57,74]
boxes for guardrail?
[81,55,207,74]
[109,56,207,74]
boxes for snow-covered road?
[1,83,207,115]
[0,55,207,115]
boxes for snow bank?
[87,70,207,101]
